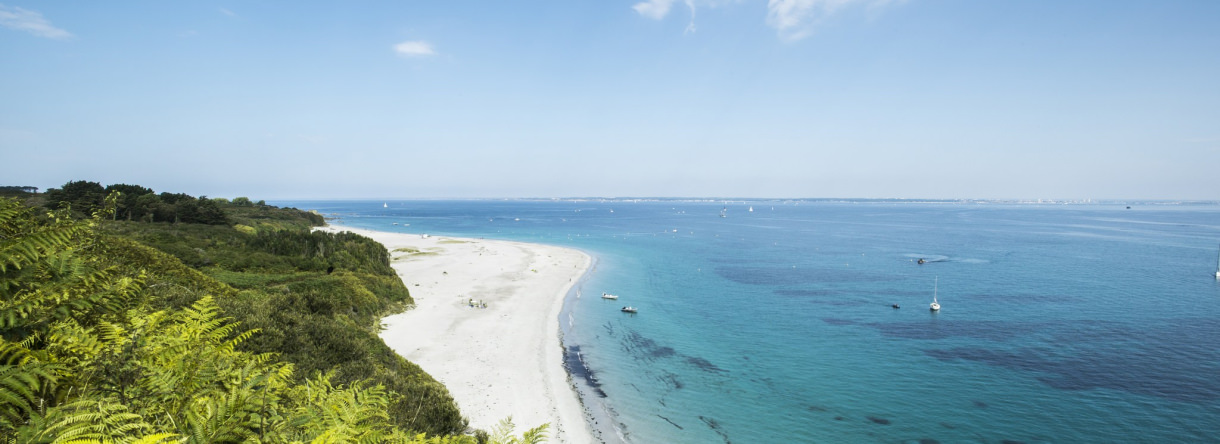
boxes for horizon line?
[266,197,1220,205]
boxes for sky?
[2,1,1218,200]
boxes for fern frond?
[128,433,181,444]
[0,338,38,365]
[181,384,260,444]
[484,417,550,444]
[218,328,260,354]
[53,434,181,444]
[517,423,550,444]
[38,399,154,444]
[489,416,516,444]
[0,362,58,424]
[0,211,89,274]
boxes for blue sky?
[2,1,1218,200]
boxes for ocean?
[274,199,1220,443]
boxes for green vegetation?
[43,181,227,225]
[0,186,38,196]
[0,182,550,443]
[392,248,438,260]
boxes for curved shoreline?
[557,255,626,444]
[321,225,597,443]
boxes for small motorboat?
[602,293,619,300]
[891,304,900,309]
[917,258,926,264]
[621,306,638,313]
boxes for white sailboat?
[929,277,941,311]
[1215,243,1220,279]
[383,202,388,208]
[749,206,754,212]
[720,202,727,218]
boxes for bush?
[95,201,468,435]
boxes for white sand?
[320,225,595,443]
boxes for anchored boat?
[930,277,941,312]
[1214,243,1220,279]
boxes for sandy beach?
[320,225,595,443]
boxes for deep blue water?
[276,200,1220,443]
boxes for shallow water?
[279,200,1220,443]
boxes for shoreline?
[320,224,597,443]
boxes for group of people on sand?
[468,298,487,309]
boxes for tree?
[173,199,199,224]
[132,194,164,223]
[105,184,155,221]
[44,180,106,216]
[194,197,228,225]
[157,192,192,206]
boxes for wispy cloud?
[633,0,677,20]
[394,40,436,57]
[633,0,697,34]
[767,0,901,40]
[632,0,901,40]
[219,8,236,17]
[0,4,72,39]
[684,0,697,34]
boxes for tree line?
[0,186,38,195]
[42,180,245,225]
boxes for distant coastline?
[279,196,1220,206]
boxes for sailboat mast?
[1215,243,1220,278]
[934,276,938,303]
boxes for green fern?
[280,372,396,443]
[35,399,154,443]
[0,360,58,428]
[0,198,89,275]
[488,417,550,444]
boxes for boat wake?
[906,254,949,263]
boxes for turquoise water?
[277,200,1220,443]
